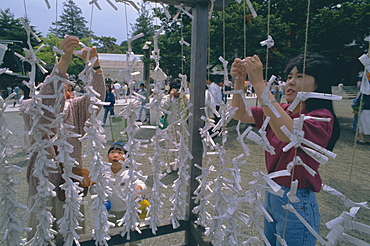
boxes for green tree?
[94,36,118,53]
[150,5,192,79]
[49,0,91,39]
[130,1,155,54]
[0,8,40,54]
[206,0,370,83]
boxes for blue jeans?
[102,106,114,124]
[353,113,358,131]
[137,103,147,121]
[264,185,320,246]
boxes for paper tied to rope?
[115,0,140,12]
[153,26,165,55]
[325,207,370,245]
[260,75,281,118]
[236,123,252,156]
[322,184,370,209]
[128,33,144,52]
[14,47,48,74]
[288,92,342,112]
[179,37,190,47]
[275,234,288,246]
[178,73,190,96]
[245,123,275,155]
[251,170,290,197]
[286,180,300,203]
[19,17,42,42]
[218,56,232,87]
[283,204,327,245]
[260,35,274,49]
[242,236,261,245]
[174,4,194,19]
[281,114,337,164]
[228,89,253,116]
[258,116,275,154]
[286,156,317,177]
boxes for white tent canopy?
[98,53,144,82]
[98,53,168,83]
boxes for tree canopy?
[49,0,91,39]
[152,0,370,84]
[1,1,369,84]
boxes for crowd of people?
[10,35,369,246]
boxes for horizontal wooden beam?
[55,219,189,246]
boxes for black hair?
[140,83,145,88]
[20,84,30,99]
[284,53,340,151]
[106,84,112,92]
[169,79,181,94]
[108,142,127,155]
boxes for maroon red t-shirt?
[251,103,334,192]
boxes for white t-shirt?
[208,82,223,106]
[108,166,147,212]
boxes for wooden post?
[143,42,151,122]
[186,1,209,244]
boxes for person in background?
[161,79,189,173]
[21,35,105,239]
[136,83,148,122]
[103,142,147,245]
[357,93,370,144]
[231,53,340,246]
[113,81,121,100]
[206,79,223,127]
[102,84,115,126]
[13,86,20,106]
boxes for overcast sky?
[1,0,148,44]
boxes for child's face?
[108,149,125,163]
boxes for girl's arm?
[237,55,294,142]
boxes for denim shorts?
[264,185,320,246]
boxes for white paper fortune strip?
[218,56,232,86]
[127,33,144,52]
[260,75,281,118]
[174,4,194,19]
[286,180,300,203]
[325,207,370,245]
[260,35,275,49]
[288,92,342,112]
[115,0,140,12]
[281,114,337,165]
[283,204,327,245]
[89,0,102,9]
[322,185,370,209]
[225,89,252,117]
[0,95,28,245]
[179,37,190,47]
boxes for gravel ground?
[2,94,370,246]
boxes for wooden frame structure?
[58,0,230,244]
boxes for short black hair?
[108,142,127,155]
[169,79,181,93]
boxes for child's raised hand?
[231,58,247,80]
